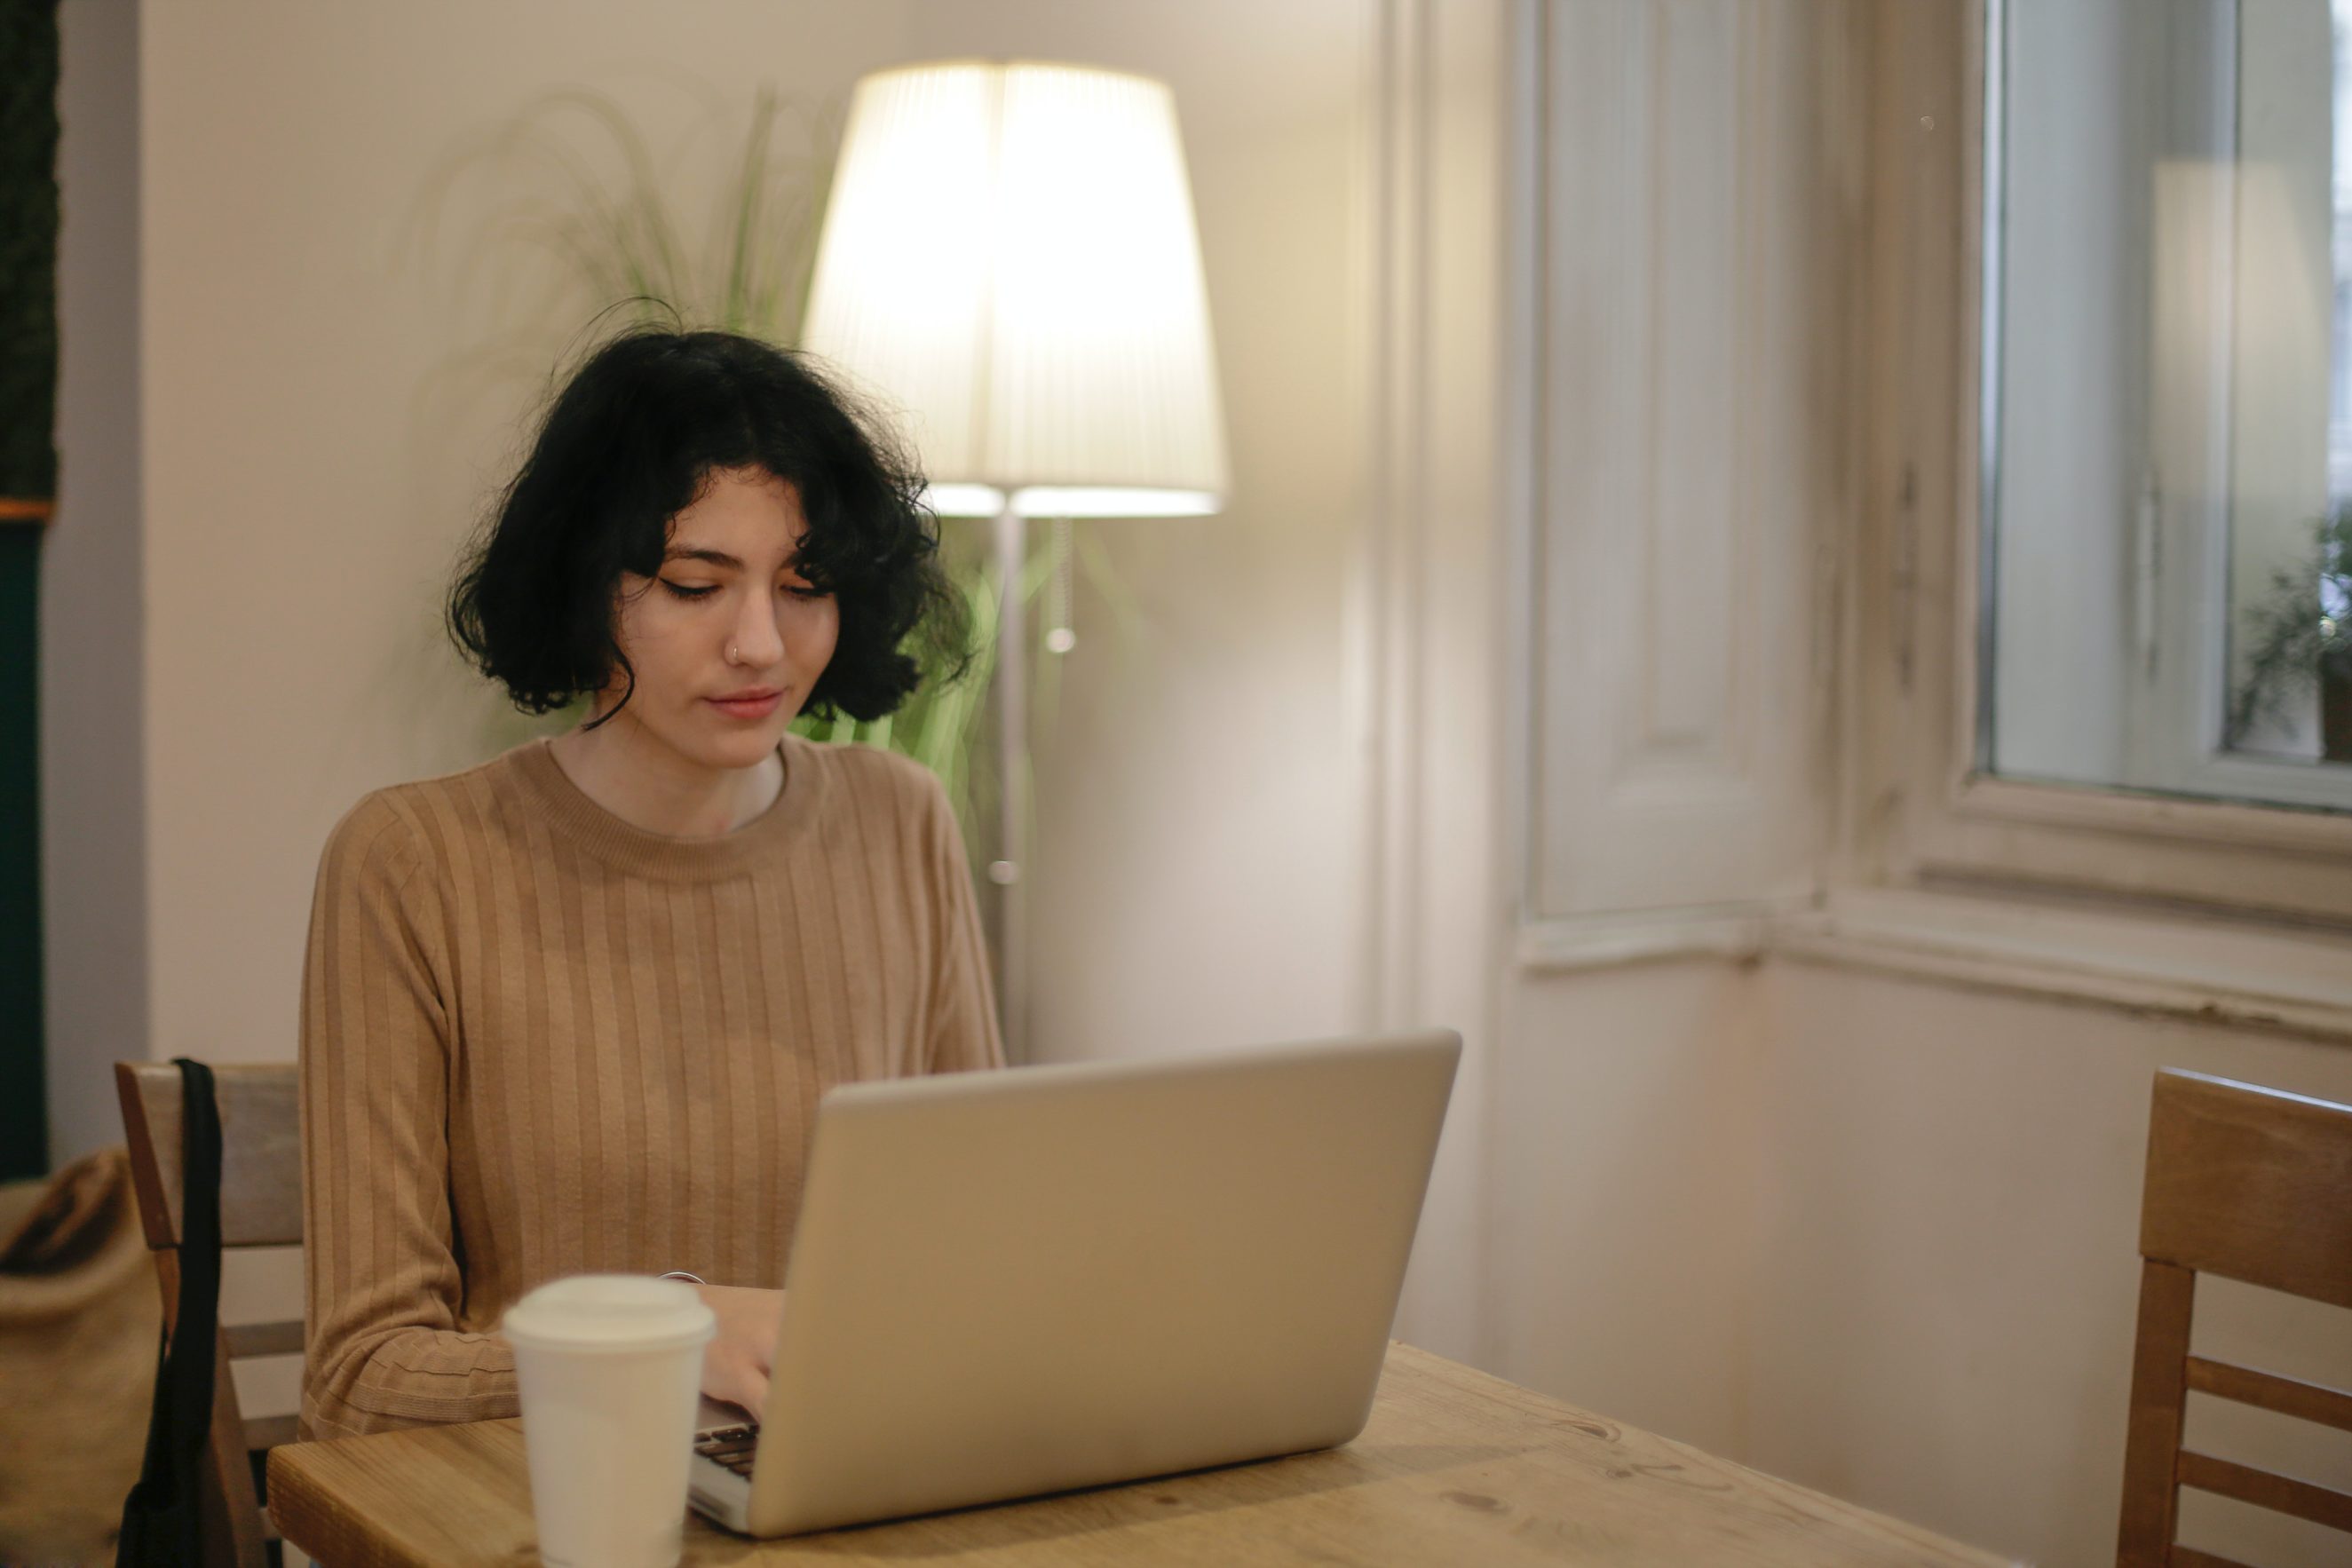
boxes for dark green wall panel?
[2,0,59,1178]
[0,530,40,1178]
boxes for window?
[1843,0,2352,930]
[1982,0,2352,814]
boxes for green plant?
[792,543,1001,829]
[2228,499,2352,759]
[418,84,835,352]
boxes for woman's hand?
[693,1284,783,1416]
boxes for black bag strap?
[116,1057,225,1565]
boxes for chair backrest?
[115,1061,303,1568]
[2117,1068,2352,1566]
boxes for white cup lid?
[503,1274,716,1354]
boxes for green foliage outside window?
[2229,502,2352,763]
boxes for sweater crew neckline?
[510,734,825,881]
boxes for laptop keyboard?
[693,1423,759,1479]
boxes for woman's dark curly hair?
[448,326,967,728]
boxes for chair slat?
[2117,1259,2195,1567]
[206,1326,270,1567]
[2176,1449,2352,1533]
[225,1319,305,1360]
[2186,1357,2352,1435]
[2140,1071,2352,1311]
[243,1413,301,1453]
[115,1062,302,1249]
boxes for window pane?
[1984,0,2352,812]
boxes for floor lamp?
[801,60,1230,1060]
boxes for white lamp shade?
[801,60,1230,519]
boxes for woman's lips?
[707,692,784,720]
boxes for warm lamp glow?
[1012,487,1218,519]
[918,484,1008,519]
[802,60,1230,518]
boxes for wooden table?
[269,1344,2015,1566]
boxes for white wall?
[127,0,917,1097]
[1471,0,1855,1466]
[1485,961,1764,1460]
[1477,951,2352,1568]
[1748,963,2352,1568]
[47,0,148,1166]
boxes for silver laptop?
[686,1028,1461,1538]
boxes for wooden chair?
[2117,1068,2352,1566]
[115,1061,302,1568]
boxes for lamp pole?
[799,59,1231,1065]
[989,499,1030,1062]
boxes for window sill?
[1771,886,2352,1044]
[1516,887,2352,1043]
[1516,907,1773,972]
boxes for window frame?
[1847,0,2352,930]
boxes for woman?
[297,328,1002,1441]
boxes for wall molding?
[1518,885,2352,1044]
[1354,0,1517,1367]
[1357,0,1433,1034]
[1776,886,2352,1044]
[1516,906,1773,972]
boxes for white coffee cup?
[503,1275,717,1568]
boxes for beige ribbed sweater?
[297,735,1002,1439]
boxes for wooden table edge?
[266,1342,2023,1567]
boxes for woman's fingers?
[729,1359,772,1417]
[705,1346,766,1416]
[693,1283,784,1414]
[718,1339,771,1414]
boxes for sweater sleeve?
[299,794,517,1438]
[920,774,1007,1076]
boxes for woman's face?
[598,465,840,775]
